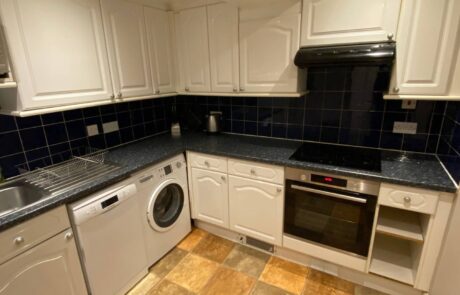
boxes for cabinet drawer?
[378,184,439,214]
[228,159,284,185]
[0,206,70,265]
[188,152,227,172]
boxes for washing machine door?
[147,179,185,232]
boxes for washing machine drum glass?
[152,183,184,228]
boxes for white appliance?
[69,180,148,295]
[134,154,191,265]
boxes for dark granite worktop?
[1,132,457,231]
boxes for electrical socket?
[393,122,418,134]
[86,124,99,137]
[103,121,119,133]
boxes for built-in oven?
[284,168,379,257]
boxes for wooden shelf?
[376,207,424,242]
[369,235,415,285]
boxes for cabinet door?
[0,0,113,109]
[229,175,284,245]
[0,30,8,75]
[301,0,401,46]
[191,168,229,228]
[101,0,153,99]
[145,7,176,94]
[0,229,87,295]
[389,0,460,96]
[175,7,211,92]
[208,3,239,93]
[239,6,301,93]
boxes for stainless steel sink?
[0,181,51,217]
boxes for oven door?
[284,180,377,257]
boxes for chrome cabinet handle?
[233,87,238,92]
[116,92,122,99]
[14,236,24,245]
[403,196,412,204]
[393,87,400,93]
[185,87,190,92]
[239,87,245,92]
[221,176,226,181]
[65,232,73,240]
[250,169,256,175]
[204,161,210,167]
[110,94,115,100]
[155,90,160,95]
[290,184,367,204]
[276,188,282,193]
[387,33,394,40]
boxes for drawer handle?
[250,169,256,175]
[14,236,24,245]
[403,196,412,204]
[65,232,73,240]
[204,161,210,167]
[276,188,282,193]
[221,176,226,181]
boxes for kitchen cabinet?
[190,168,229,228]
[0,206,86,295]
[174,6,211,93]
[300,0,401,47]
[145,7,176,94]
[101,0,153,99]
[386,0,460,99]
[229,175,284,246]
[0,31,8,75]
[239,3,302,93]
[0,0,113,110]
[207,3,239,93]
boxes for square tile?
[192,234,234,263]
[127,273,160,295]
[201,267,255,295]
[223,245,270,278]
[148,279,195,295]
[303,269,354,295]
[150,247,188,278]
[260,257,309,295]
[177,228,208,252]
[166,254,218,293]
[252,281,294,295]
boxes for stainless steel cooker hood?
[294,42,396,68]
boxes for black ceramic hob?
[290,142,382,172]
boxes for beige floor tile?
[149,247,188,278]
[251,281,294,295]
[303,270,355,295]
[192,234,235,263]
[148,279,195,295]
[177,228,208,251]
[127,273,161,295]
[354,285,389,295]
[201,266,256,295]
[259,257,308,295]
[223,245,270,278]
[166,254,219,293]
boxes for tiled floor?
[128,228,387,295]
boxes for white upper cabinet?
[175,6,211,92]
[0,0,113,110]
[207,3,239,93]
[388,0,460,97]
[101,0,153,99]
[239,2,302,93]
[144,7,176,94]
[300,0,401,46]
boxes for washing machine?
[134,154,191,265]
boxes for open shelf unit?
[376,206,424,242]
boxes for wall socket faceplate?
[393,122,418,134]
[86,124,99,137]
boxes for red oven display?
[311,174,347,187]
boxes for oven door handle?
[290,184,367,204]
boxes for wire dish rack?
[21,149,120,195]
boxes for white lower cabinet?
[191,167,229,228]
[229,175,284,246]
[0,229,86,295]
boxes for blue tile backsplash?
[176,66,446,154]
[0,97,172,178]
[438,102,460,184]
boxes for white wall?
[430,189,460,295]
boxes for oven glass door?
[284,180,376,257]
